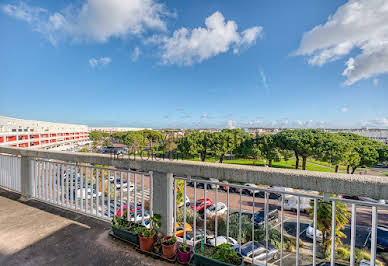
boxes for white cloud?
[295,0,388,85]
[158,11,263,65]
[201,114,209,119]
[89,57,111,68]
[131,46,141,61]
[360,118,388,128]
[2,0,170,44]
[373,78,379,86]
[259,70,268,89]
[341,107,349,113]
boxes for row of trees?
[90,128,387,173]
[178,129,388,173]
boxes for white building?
[0,116,89,150]
[89,127,151,134]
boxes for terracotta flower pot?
[138,233,155,252]
[161,236,176,258]
[177,245,192,264]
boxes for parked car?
[305,223,323,242]
[359,259,370,266]
[266,186,285,200]
[114,179,128,189]
[208,178,220,189]
[359,197,386,204]
[75,186,102,199]
[205,202,228,217]
[252,207,279,226]
[175,222,192,237]
[181,229,212,245]
[197,178,219,189]
[338,195,360,200]
[178,195,191,208]
[283,195,312,212]
[113,203,143,217]
[109,175,115,182]
[207,236,238,249]
[239,241,279,263]
[206,202,228,217]
[129,210,151,222]
[242,183,259,196]
[191,198,213,213]
[188,177,205,187]
[376,225,388,250]
[220,181,238,193]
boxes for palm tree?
[308,198,350,252]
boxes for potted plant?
[161,236,177,258]
[177,242,192,264]
[137,214,161,252]
[111,211,144,245]
[193,243,243,266]
[153,235,162,254]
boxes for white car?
[76,187,102,199]
[130,210,151,222]
[178,195,191,208]
[207,236,238,249]
[122,183,135,192]
[359,259,370,266]
[115,179,128,189]
[240,241,279,264]
[284,195,312,212]
[359,197,386,204]
[205,202,227,217]
[305,223,323,242]
[208,178,220,189]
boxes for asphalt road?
[108,173,388,228]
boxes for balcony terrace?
[0,146,387,266]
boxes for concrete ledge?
[1,146,387,199]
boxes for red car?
[116,203,142,217]
[191,198,213,212]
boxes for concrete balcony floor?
[0,188,168,266]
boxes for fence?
[1,146,388,266]
[0,153,21,192]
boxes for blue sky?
[0,0,387,129]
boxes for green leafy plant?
[137,214,161,239]
[162,236,177,246]
[112,215,141,232]
[211,243,241,265]
[196,244,241,265]
[179,239,190,253]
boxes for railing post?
[20,156,34,200]
[152,171,173,236]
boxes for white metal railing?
[0,154,21,192]
[31,159,153,223]
[173,177,387,266]
[0,147,387,266]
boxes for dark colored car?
[377,225,388,250]
[253,207,279,226]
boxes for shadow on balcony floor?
[0,188,168,266]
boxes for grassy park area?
[188,156,339,173]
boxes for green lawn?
[186,157,336,173]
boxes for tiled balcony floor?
[0,188,168,266]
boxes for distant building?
[0,116,89,149]
[89,127,151,134]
